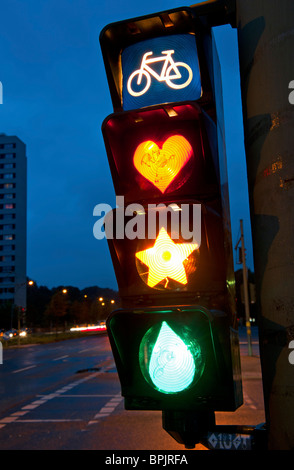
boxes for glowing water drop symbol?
[149,321,196,394]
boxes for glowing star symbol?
[135,227,198,288]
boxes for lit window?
[3,235,14,240]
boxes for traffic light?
[107,306,241,411]
[99,6,242,421]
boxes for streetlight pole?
[236,219,252,356]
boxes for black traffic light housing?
[102,102,220,205]
[99,4,243,446]
[99,7,214,115]
[107,306,242,411]
[104,202,228,309]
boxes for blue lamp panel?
[122,34,202,110]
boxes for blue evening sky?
[0,0,253,290]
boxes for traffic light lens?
[136,227,198,289]
[121,33,202,110]
[139,321,205,394]
[133,135,193,193]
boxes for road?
[0,328,264,450]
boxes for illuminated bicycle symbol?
[127,50,193,97]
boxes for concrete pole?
[236,0,294,450]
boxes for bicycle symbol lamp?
[122,34,202,110]
[127,49,193,96]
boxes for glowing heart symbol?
[133,135,193,193]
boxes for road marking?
[21,404,39,410]
[10,411,29,417]
[0,416,19,423]
[79,348,97,353]
[53,355,69,361]
[36,394,120,398]
[16,419,83,423]
[99,406,116,413]
[12,365,36,374]
[0,363,114,430]
[30,400,47,405]
[88,393,123,425]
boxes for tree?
[26,281,52,328]
[44,291,68,330]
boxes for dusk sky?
[0,0,253,291]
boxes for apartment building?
[0,134,27,308]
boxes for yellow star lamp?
[135,227,198,288]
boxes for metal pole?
[236,0,294,450]
[240,219,252,356]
